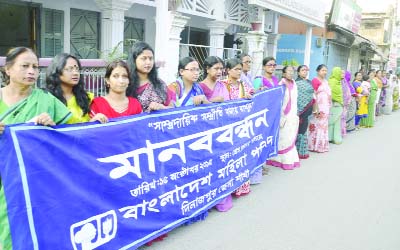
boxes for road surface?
[142,111,400,250]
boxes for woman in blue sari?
[169,57,209,107]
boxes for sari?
[221,79,254,197]
[253,75,279,90]
[0,88,71,250]
[308,78,331,153]
[328,67,344,144]
[90,97,142,119]
[360,79,378,127]
[136,82,175,112]
[353,80,368,127]
[240,71,253,86]
[295,77,314,159]
[345,71,357,132]
[383,75,394,114]
[341,74,352,136]
[66,92,94,124]
[393,79,399,111]
[199,81,230,101]
[378,76,388,115]
[374,77,383,116]
[267,79,300,170]
[169,78,205,107]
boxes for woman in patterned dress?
[295,65,315,159]
[308,64,331,153]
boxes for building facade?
[0,0,325,84]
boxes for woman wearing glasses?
[240,54,253,86]
[221,58,256,197]
[199,56,229,102]
[169,57,209,107]
[46,53,104,123]
[253,57,279,91]
[0,47,71,250]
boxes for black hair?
[367,69,376,76]
[126,41,166,101]
[297,65,308,73]
[362,74,370,81]
[104,60,131,93]
[354,71,362,77]
[262,57,276,66]
[178,57,197,77]
[376,70,382,76]
[225,58,242,71]
[239,53,251,61]
[1,47,38,85]
[46,53,91,116]
[316,64,327,72]
[282,66,293,74]
[203,56,224,79]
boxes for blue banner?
[0,87,284,250]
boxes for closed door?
[70,8,100,59]
[124,17,145,54]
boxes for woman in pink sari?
[199,56,229,102]
[308,64,332,153]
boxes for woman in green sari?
[360,70,378,127]
[328,67,344,144]
[0,47,71,250]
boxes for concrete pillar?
[207,20,229,58]
[94,0,135,55]
[163,13,190,83]
[266,33,279,58]
[304,25,313,66]
[153,1,190,82]
[245,31,268,76]
[154,0,170,62]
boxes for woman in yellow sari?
[46,53,105,124]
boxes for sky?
[322,0,397,12]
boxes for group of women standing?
[1,43,399,249]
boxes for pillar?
[154,0,190,83]
[94,0,135,55]
[164,13,190,83]
[207,20,229,58]
[266,33,279,59]
[245,31,268,76]
[304,25,313,67]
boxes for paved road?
[144,111,400,250]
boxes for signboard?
[248,0,326,27]
[330,0,362,34]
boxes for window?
[124,17,145,54]
[70,9,100,59]
[41,9,64,57]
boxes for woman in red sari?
[90,60,142,121]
